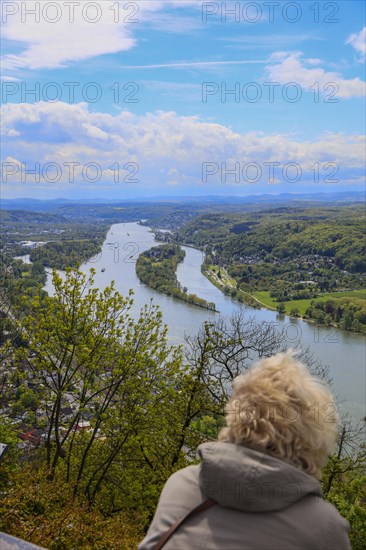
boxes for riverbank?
[136,244,216,311]
[202,265,261,309]
[201,263,365,334]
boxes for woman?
[139,351,351,549]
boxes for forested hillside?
[176,206,366,331]
[177,206,365,271]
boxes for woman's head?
[219,351,338,479]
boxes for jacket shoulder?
[160,464,202,507]
[138,465,202,550]
[322,499,351,550]
[295,494,351,550]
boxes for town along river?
[44,222,365,423]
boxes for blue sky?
[1,0,365,198]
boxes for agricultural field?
[253,290,366,318]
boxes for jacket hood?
[197,442,322,513]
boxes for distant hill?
[1,191,364,212]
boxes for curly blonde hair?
[219,351,338,479]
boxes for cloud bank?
[2,101,364,195]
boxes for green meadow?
[252,290,366,316]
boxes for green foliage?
[0,467,143,549]
[136,244,185,293]
[191,415,223,440]
[136,244,216,310]
[29,236,106,270]
[4,267,218,525]
[306,298,366,333]
[179,206,365,281]
[326,471,366,550]
[323,440,366,550]
[0,418,20,486]
[16,269,190,508]
[0,255,46,309]
[12,386,40,415]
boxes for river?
[43,222,365,423]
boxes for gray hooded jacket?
[139,442,351,550]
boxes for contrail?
[118,59,269,69]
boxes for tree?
[0,418,19,486]
[12,387,40,415]
[17,268,186,509]
[184,311,330,418]
[323,417,366,549]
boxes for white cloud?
[1,102,364,191]
[306,58,322,66]
[265,52,366,98]
[1,0,200,71]
[346,27,366,60]
[82,123,110,140]
[4,156,21,165]
[1,75,21,82]
[2,4,135,70]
